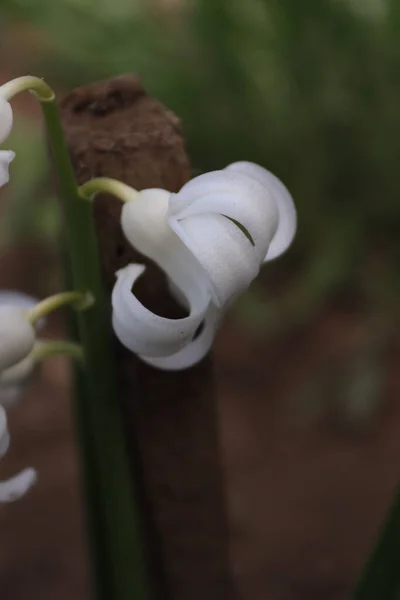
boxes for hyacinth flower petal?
[116,188,212,359]
[121,188,209,295]
[167,170,279,306]
[0,406,36,503]
[226,161,297,261]
[0,469,37,503]
[0,292,43,405]
[112,263,210,359]
[140,302,220,371]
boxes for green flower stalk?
[0,76,151,600]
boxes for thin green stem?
[79,177,138,203]
[0,76,54,102]
[37,93,150,600]
[28,291,92,325]
[32,340,84,363]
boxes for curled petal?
[141,303,220,370]
[0,307,36,372]
[0,468,37,503]
[168,170,279,306]
[0,96,13,144]
[112,263,210,358]
[168,170,279,262]
[170,212,259,308]
[0,150,15,187]
[227,161,297,261]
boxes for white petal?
[227,161,297,261]
[0,96,13,144]
[167,170,279,306]
[112,263,210,358]
[0,291,44,328]
[121,188,209,294]
[141,303,220,370]
[168,170,279,263]
[0,291,41,373]
[0,406,36,502]
[0,307,36,371]
[0,468,37,503]
[169,212,260,307]
[0,150,15,187]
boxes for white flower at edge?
[0,94,14,188]
[0,292,40,405]
[0,405,36,503]
[113,161,296,370]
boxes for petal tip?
[226,161,297,261]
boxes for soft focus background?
[1,1,400,598]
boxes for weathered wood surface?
[60,75,236,600]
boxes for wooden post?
[60,75,237,600]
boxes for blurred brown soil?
[0,245,400,600]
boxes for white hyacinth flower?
[0,94,14,188]
[168,166,280,306]
[114,189,211,368]
[0,292,39,405]
[114,161,296,370]
[0,405,36,502]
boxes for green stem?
[28,291,92,324]
[38,95,150,600]
[79,177,139,203]
[0,76,54,102]
[32,340,84,363]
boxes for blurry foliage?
[1,0,400,332]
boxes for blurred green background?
[1,0,400,418]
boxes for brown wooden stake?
[60,75,237,600]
